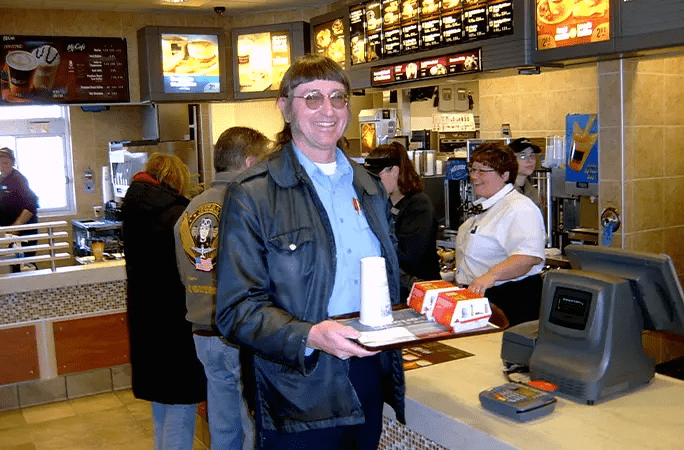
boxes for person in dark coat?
[121,152,206,450]
[0,147,39,272]
[364,142,441,300]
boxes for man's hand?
[307,320,378,359]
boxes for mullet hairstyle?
[274,54,351,149]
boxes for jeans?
[194,334,255,450]
[151,402,198,450]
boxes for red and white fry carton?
[407,280,461,320]
[432,289,492,333]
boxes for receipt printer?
[501,320,539,368]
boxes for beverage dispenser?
[358,108,397,154]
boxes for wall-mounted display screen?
[536,0,610,49]
[350,0,513,66]
[232,22,309,100]
[313,19,347,69]
[236,32,291,93]
[161,33,220,94]
[138,26,228,103]
[370,48,481,86]
[0,35,129,104]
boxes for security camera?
[214,6,226,15]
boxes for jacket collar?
[266,142,381,197]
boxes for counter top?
[0,259,126,295]
[392,332,684,450]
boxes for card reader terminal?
[479,383,556,422]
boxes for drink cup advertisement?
[565,113,598,186]
[536,0,610,50]
[1,35,129,104]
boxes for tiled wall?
[598,55,684,272]
[478,65,598,139]
[0,280,126,325]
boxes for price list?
[463,1,488,41]
[0,35,129,104]
[400,0,420,53]
[419,0,442,50]
[366,1,383,61]
[382,0,402,57]
[349,0,514,66]
[488,0,513,37]
[350,4,367,64]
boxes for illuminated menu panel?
[383,0,402,57]
[371,48,481,86]
[313,19,346,69]
[236,31,291,93]
[162,33,220,95]
[536,0,610,49]
[350,4,368,64]
[351,0,513,66]
[0,35,129,104]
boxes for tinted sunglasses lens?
[304,93,324,109]
[330,94,348,109]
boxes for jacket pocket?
[268,227,314,253]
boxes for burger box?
[407,280,463,319]
[432,289,492,333]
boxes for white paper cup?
[359,256,394,327]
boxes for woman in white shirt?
[456,142,546,326]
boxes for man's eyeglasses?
[290,91,349,110]
[468,165,497,175]
[517,152,536,160]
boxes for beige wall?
[598,55,684,270]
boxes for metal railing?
[0,221,71,272]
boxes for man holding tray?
[215,55,405,450]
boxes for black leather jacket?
[215,142,405,432]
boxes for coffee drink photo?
[31,45,61,92]
[6,50,38,97]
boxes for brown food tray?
[335,305,503,351]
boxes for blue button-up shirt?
[294,145,382,317]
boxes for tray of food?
[336,281,505,350]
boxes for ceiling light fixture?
[162,0,186,3]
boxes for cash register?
[501,244,684,405]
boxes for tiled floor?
[0,389,207,450]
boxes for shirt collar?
[473,183,514,212]
[293,144,352,182]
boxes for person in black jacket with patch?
[121,152,206,450]
[215,55,405,450]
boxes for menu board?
[350,4,368,64]
[371,48,481,86]
[382,0,402,57]
[400,0,421,53]
[537,0,610,49]
[162,33,220,94]
[236,31,291,93]
[350,0,514,65]
[313,19,346,69]
[441,0,464,45]
[488,0,514,37]
[419,0,442,50]
[463,0,488,41]
[0,35,129,104]
[366,1,383,61]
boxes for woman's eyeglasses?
[290,91,349,110]
[468,165,497,175]
[517,152,536,160]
